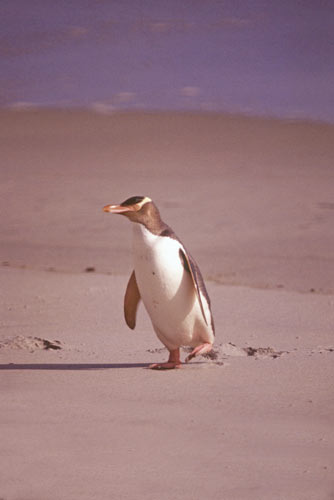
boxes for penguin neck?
[132,217,177,240]
[132,202,169,236]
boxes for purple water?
[1,0,334,122]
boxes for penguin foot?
[185,343,213,363]
[149,362,181,370]
[149,348,181,370]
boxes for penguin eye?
[121,196,145,207]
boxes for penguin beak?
[103,204,135,214]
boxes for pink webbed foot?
[185,343,213,363]
[149,348,181,370]
[149,362,181,370]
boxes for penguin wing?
[124,270,141,329]
[179,248,209,326]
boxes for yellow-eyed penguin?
[103,196,214,369]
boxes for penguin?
[103,196,214,369]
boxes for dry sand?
[1,110,333,499]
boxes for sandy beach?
[1,110,333,499]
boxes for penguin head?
[103,196,162,227]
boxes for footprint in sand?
[147,343,288,365]
[0,336,63,352]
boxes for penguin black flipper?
[179,248,209,326]
[124,270,141,329]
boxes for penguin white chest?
[133,224,201,348]
[132,224,205,349]
[132,224,186,303]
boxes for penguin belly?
[132,224,213,350]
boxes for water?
[1,0,334,122]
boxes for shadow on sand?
[0,362,150,370]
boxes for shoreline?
[3,106,334,126]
